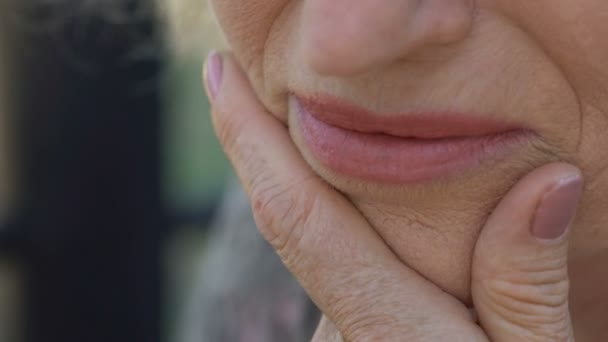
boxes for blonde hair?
[159,0,225,57]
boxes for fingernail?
[204,50,223,100]
[532,176,583,240]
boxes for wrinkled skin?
[208,0,608,340]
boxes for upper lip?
[297,95,523,139]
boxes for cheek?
[574,106,608,186]
[211,0,287,71]
[211,0,292,119]
[509,2,608,173]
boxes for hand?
[204,51,583,341]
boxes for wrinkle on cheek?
[510,6,608,167]
[587,164,608,195]
[260,1,296,123]
[581,145,608,194]
[213,0,287,73]
[571,102,608,182]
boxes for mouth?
[293,95,533,184]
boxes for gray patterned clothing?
[179,179,320,342]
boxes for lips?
[294,95,532,184]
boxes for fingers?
[204,51,486,341]
[472,163,582,342]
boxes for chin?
[287,102,558,303]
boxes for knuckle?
[480,264,572,340]
[326,274,484,341]
[476,247,570,308]
[250,176,318,262]
[341,313,461,342]
[339,306,406,341]
[330,290,432,341]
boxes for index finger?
[205,51,485,341]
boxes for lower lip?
[296,102,530,184]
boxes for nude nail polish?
[531,176,583,240]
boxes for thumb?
[472,163,583,342]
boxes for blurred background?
[0,0,234,341]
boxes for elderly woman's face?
[210,0,608,301]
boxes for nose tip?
[300,0,475,76]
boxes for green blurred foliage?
[162,57,230,213]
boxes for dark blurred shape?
[3,0,167,341]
